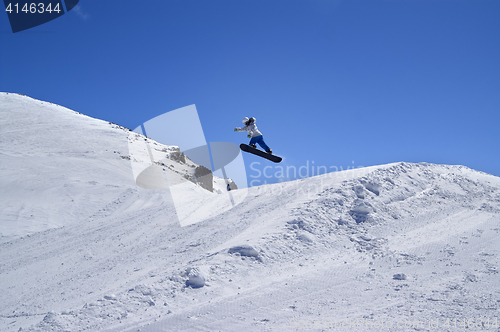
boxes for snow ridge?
[1,94,500,332]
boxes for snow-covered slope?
[0,93,232,240]
[0,93,136,240]
[1,93,499,332]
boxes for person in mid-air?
[234,117,272,154]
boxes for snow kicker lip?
[128,105,248,227]
[3,0,80,33]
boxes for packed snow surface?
[1,93,499,331]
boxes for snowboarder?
[234,117,272,154]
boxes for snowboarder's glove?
[234,128,238,132]
[247,134,251,138]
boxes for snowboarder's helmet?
[242,117,249,124]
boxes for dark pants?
[249,135,270,152]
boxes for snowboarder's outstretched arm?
[234,126,248,132]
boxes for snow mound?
[184,267,206,288]
[228,245,260,257]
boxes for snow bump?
[228,245,259,257]
[183,267,206,289]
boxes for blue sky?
[1,0,499,185]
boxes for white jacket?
[236,118,262,138]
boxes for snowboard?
[240,144,282,163]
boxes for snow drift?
[1,93,499,332]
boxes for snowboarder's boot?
[267,149,272,154]
[250,144,257,148]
